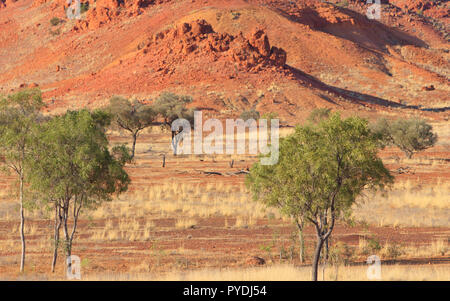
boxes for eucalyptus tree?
[152,92,195,155]
[28,109,131,273]
[107,96,157,159]
[247,113,393,280]
[371,117,437,159]
[0,88,45,272]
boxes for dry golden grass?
[402,239,449,258]
[175,217,197,229]
[353,180,450,227]
[91,182,283,224]
[90,217,154,241]
[84,263,450,281]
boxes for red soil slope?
[0,0,448,122]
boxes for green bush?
[80,2,89,14]
[50,17,60,26]
[240,109,260,121]
[371,118,438,158]
[368,236,382,252]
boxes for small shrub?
[50,17,60,26]
[240,109,260,121]
[368,236,382,252]
[80,2,89,14]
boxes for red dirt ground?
[0,0,449,279]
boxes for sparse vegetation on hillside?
[240,109,260,121]
[50,17,60,26]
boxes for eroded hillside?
[0,0,448,122]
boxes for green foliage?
[367,236,382,252]
[247,112,393,279]
[247,112,392,224]
[81,258,89,268]
[240,109,260,121]
[0,88,45,178]
[80,2,89,14]
[261,112,278,120]
[50,17,60,26]
[0,88,45,272]
[336,0,349,8]
[371,118,438,158]
[107,96,157,158]
[108,96,157,133]
[153,92,195,156]
[27,109,131,209]
[152,92,195,126]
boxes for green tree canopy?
[247,113,393,280]
[152,92,194,126]
[107,96,157,159]
[153,92,195,155]
[371,118,437,159]
[27,109,131,273]
[0,88,45,272]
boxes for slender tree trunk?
[62,206,72,275]
[63,197,82,277]
[171,131,177,156]
[19,172,25,273]
[295,220,305,263]
[322,235,330,281]
[131,133,137,159]
[298,229,305,263]
[312,237,325,281]
[51,204,62,273]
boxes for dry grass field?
[0,122,448,281]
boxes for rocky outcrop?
[138,20,287,72]
[73,0,172,31]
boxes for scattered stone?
[245,256,266,266]
[422,85,435,91]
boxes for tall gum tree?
[0,88,45,273]
[28,109,131,274]
[247,113,393,280]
